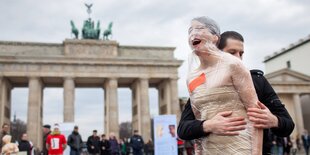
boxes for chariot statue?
[70,3,113,40]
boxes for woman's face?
[188,20,218,55]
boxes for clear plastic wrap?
[187,16,263,155]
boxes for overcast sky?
[1,0,310,139]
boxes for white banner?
[153,115,177,155]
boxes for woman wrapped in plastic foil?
[186,16,263,155]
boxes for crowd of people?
[1,122,154,155]
[176,130,310,155]
[1,121,310,155]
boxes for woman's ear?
[213,35,219,45]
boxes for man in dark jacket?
[67,126,83,155]
[42,124,51,155]
[87,130,100,155]
[99,134,110,155]
[18,133,33,155]
[130,130,144,155]
[177,31,295,155]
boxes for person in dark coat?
[271,134,284,155]
[144,139,154,155]
[109,133,120,155]
[177,31,295,155]
[0,123,9,153]
[87,130,100,155]
[42,124,51,155]
[67,126,83,155]
[130,130,144,155]
[283,136,292,155]
[302,129,310,155]
[18,133,33,155]
[99,134,110,155]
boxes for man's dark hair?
[43,124,51,129]
[218,31,244,50]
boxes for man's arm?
[177,99,247,140]
[248,72,294,137]
[177,99,208,140]
[67,135,73,148]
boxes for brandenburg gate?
[0,39,182,149]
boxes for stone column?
[293,93,305,135]
[27,77,43,151]
[131,80,140,136]
[0,77,12,127]
[169,78,181,122]
[131,78,151,141]
[63,77,75,122]
[158,80,171,115]
[104,78,119,137]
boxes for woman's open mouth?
[192,38,202,46]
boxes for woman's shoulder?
[219,52,244,69]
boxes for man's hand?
[202,111,246,136]
[247,101,279,129]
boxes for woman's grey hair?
[192,16,220,37]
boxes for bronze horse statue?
[103,22,113,40]
[70,20,79,39]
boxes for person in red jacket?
[46,124,67,155]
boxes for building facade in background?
[0,39,182,150]
[264,34,310,136]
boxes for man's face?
[22,134,28,141]
[93,132,97,136]
[188,20,218,53]
[2,125,9,132]
[54,128,59,132]
[222,38,244,60]
[74,128,78,132]
[43,128,50,134]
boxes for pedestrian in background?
[68,126,83,155]
[42,124,51,155]
[109,133,120,155]
[130,130,144,155]
[87,130,100,155]
[1,135,19,155]
[17,133,33,155]
[0,123,10,153]
[302,129,310,155]
[99,134,110,155]
[46,124,67,155]
[291,134,298,155]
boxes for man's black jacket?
[177,70,295,155]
